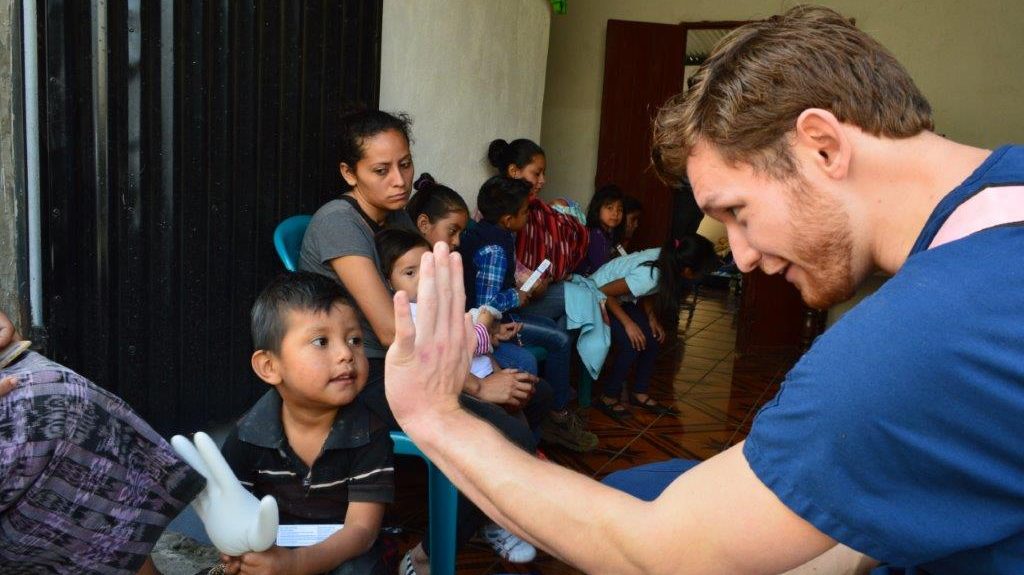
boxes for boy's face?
[389,246,429,301]
[265,303,369,411]
[502,198,530,232]
[624,211,640,239]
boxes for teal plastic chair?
[272,216,458,574]
[273,215,313,272]
[390,432,458,574]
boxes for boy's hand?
[170,432,279,556]
[229,546,297,575]
[530,276,550,298]
[386,242,474,432]
[516,289,532,307]
[496,322,522,342]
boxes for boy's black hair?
[617,195,643,239]
[586,183,625,230]
[477,175,531,224]
[337,108,413,190]
[487,138,545,176]
[407,172,469,223]
[644,234,718,322]
[375,228,431,279]
[251,271,353,354]
[621,195,643,216]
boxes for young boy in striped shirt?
[219,272,394,574]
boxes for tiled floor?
[389,287,802,574]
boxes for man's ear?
[794,108,851,180]
[416,213,431,235]
[251,350,283,386]
[339,162,358,188]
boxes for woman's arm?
[330,256,397,347]
[641,296,665,343]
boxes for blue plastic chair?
[272,215,458,574]
[391,432,458,574]
[273,215,313,272]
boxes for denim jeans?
[504,312,572,410]
[519,281,567,330]
[604,302,660,398]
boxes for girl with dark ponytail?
[407,173,470,249]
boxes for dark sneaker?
[541,410,599,452]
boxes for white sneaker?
[480,522,536,563]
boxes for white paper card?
[276,524,343,547]
[520,259,551,293]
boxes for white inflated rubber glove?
[171,431,279,556]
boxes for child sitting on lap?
[374,227,536,564]
[218,272,394,575]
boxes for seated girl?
[583,235,717,418]
[575,184,625,276]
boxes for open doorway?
[595,18,826,355]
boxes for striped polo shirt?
[220,389,394,524]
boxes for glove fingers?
[171,435,211,480]
[194,431,241,488]
[249,495,280,552]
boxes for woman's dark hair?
[585,184,625,234]
[487,138,545,176]
[251,272,353,354]
[407,173,470,223]
[375,228,430,279]
[337,108,413,190]
[645,234,718,322]
[477,176,531,224]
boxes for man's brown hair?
[652,4,934,183]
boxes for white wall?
[541,0,1024,208]
[380,0,551,213]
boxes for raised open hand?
[385,242,475,431]
[170,432,279,556]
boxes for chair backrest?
[273,215,313,271]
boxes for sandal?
[594,396,632,419]
[629,394,679,415]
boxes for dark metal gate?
[36,0,382,435]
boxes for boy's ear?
[251,349,283,386]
